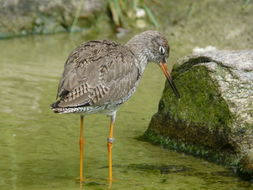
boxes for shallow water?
[0,33,252,190]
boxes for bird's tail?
[50,101,84,114]
[50,101,62,113]
[50,101,72,113]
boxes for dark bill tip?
[167,77,180,99]
[159,62,180,99]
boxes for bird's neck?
[125,39,151,74]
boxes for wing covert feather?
[56,40,140,108]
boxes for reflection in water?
[0,33,252,190]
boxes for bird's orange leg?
[107,113,116,186]
[79,115,85,183]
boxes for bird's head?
[136,31,180,98]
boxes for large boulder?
[145,50,253,179]
[0,0,105,38]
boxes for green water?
[0,33,252,190]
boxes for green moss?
[139,130,253,179]
[139,130,239,165]
[147,64,235,152]
[162,64,234,131]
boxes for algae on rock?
[145,50,253,179]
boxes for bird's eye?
[159,46,165,55]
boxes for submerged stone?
[0,0,105,38]
[145,50,253,179]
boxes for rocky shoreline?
[0,0,106,38]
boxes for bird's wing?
[55,40,140,108]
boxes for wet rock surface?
[0,0,105,38]
[146,50,253,179]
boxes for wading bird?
[51,30,180,185]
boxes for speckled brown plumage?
[51,30,179,114]
[55,40,140,108]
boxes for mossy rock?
[145,50,253,179]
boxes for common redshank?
[50,30,180,184]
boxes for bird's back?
[51,40,140,113]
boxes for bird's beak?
[159,62,180,98]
